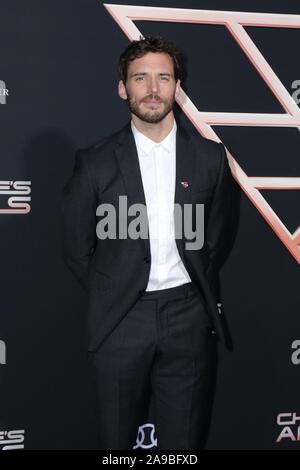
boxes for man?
[62,36,234,450]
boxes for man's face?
[118,52,180,124]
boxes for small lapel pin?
[181,181,189,188]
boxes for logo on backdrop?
[0,80,9,104]
[276,413,300,443]
[0,430,25,450]
[0,340,6,365]
[104,4,300,264]
[0,181,31,214]
[291,340,300,365]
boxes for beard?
[125,89,175,124]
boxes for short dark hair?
[119,36,181,83]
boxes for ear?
[175,79,181,98]
[118,80,127,100]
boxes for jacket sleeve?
[205,142,234,301]
[61,149,97,290]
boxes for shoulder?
[181,125,225,168]
[75,123,129,165]
[186,126,222,152]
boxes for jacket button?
[143,256,150,263]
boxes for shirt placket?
[154,145,169,285]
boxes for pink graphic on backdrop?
[104,4,300,264]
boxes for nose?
[148,75,159,94]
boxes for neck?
[131,112,175,143]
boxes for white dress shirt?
[131,119,192,291]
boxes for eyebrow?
[130,72,172,78]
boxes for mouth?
[143,99,162,107]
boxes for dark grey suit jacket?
[62,121,234,351]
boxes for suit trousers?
[89,281,218,450]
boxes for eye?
[135,76,144,81]
[160,76,170,81]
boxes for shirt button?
[143,256,150,263]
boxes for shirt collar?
[131,119,177,155]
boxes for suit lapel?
[114,121,196,259]
[174,125,196,258]
[114,123,151,257]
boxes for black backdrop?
[0,0,299,450]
